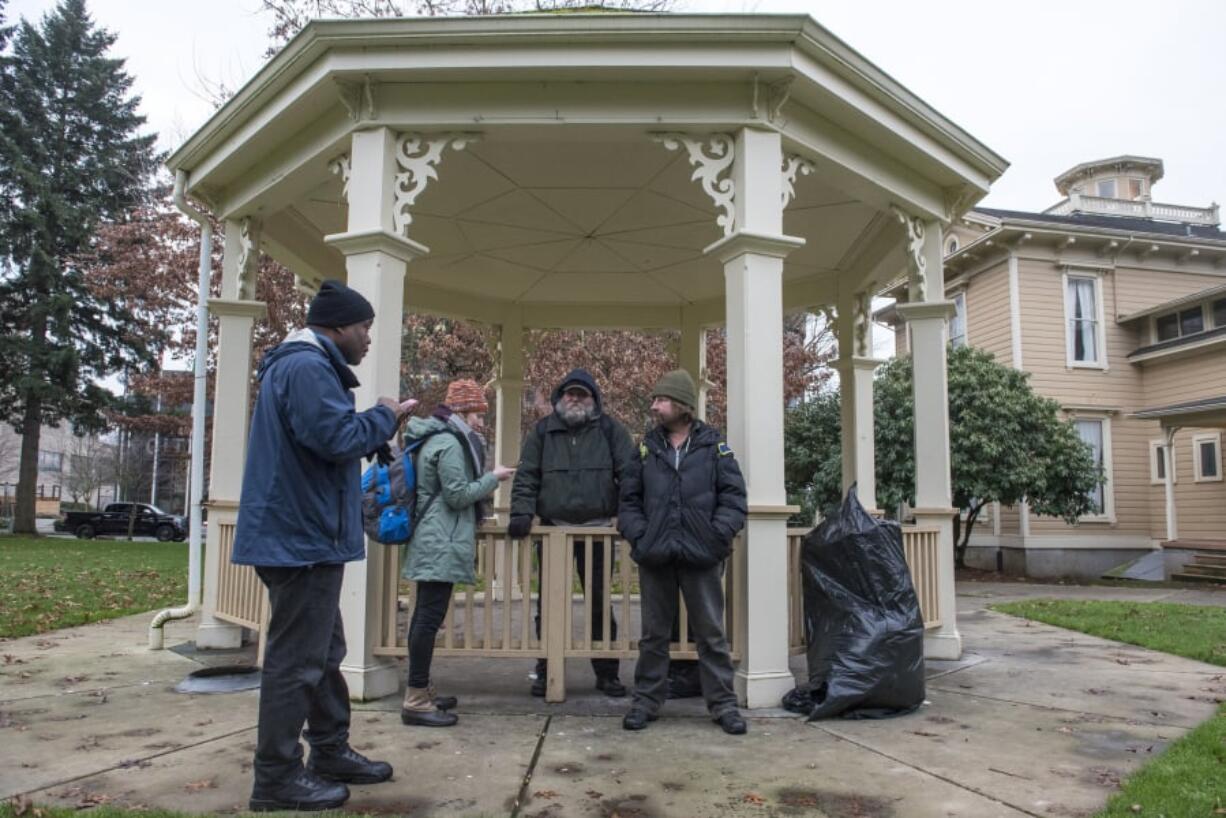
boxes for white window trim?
[949,291,968,348]
[1063,270,1108,370]
[1149,439,1177,485]
[1193,432,1223,483]
[1071,413,1115,523]
[1152,304,1208,344]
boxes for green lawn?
[993,599,1226,817]
[0,535,187,638]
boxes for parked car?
[55,502,188,542]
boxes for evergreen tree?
[0,0,156,533]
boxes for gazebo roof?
[168,14,1007,327]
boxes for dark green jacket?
[401,416,498,585]
[510,413,638,525]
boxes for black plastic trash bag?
[787,485,926,719]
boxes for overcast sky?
[7,0,1225,212]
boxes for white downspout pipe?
[150,169,210,649]
[1162,425,1180,543]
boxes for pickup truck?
[55,502,188,542]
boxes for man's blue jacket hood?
[232,329,397,567]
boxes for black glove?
[507,515,533,539]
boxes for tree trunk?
[14,396,43,535]
[955,503,984,570]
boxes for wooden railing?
[212,520,945,702]
[211,510,266,631]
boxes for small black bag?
[786,485,926,720]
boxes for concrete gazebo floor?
[3,584,1225,817]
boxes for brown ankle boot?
[401,686,457,727]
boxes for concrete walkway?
[2,582,1224,817]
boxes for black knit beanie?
[306,280,375,328]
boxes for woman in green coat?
[400,379,515,727]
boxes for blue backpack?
[360,429,457,544]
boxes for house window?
[1073,417,1112,519]
[1125,178,1144,200]
[1155,306,1206,342]
[949,292,967,348]
[37,450,63,473]
[1213,298,1226,328]
[1065,274,1105,367]
[1193,433,1222,482]
[1150,440,1176,484]
[1096,179,1117,198]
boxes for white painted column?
[835,292,883,511]
[197,218,265,650]
[492,310,524,599]
[894,215,961,660]
[325,127,428,700]
[679,307,710,420]
[705,127,804,708]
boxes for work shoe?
[307,745,393,784]
[595,676,627,697]
[714,710,748,735]
[428,679,457,711]
[622,706,658,731]
[530,659,547,697]
[400,686,458,727]
[249,769,349,812]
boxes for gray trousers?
[632,561,738,717]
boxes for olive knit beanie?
[651,369,698,411]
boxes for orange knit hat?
[444,379,489,413]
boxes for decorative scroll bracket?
[891,205,929,302]
[236,217,262,301]
[781,154,815,208]
[329,153,351,202]
[393,132,481,237]
[651,132,736,237]
[853,290,872,358]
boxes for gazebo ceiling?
[283,128,877,311]
[170,14,1007,326]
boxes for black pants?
[407,580,453,689]
[533,537,619,679]
[633,561,738,717]
[254,564,350,786]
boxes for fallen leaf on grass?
[8,795,32,816]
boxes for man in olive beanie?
[618,369,749,736]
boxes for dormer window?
[1125,178,1145,200]
[1213,298,1226,327]
[1096,179,1117,198]
[1155,306,1205,342]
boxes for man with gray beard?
[509,368,638,697]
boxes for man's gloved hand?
[507,515,533,539]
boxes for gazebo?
[166,13,1006,708]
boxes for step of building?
[1171,572,1226,586]
[1192,554,1226,566]
[1178,564,1226,578]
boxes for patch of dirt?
[776,788,896,817]
[552,761,585,775]
[599,793,651,818]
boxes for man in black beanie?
[233,279,414,811]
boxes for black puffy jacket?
[617,422,748,568]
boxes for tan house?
[889,156,1226,578]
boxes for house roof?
[973,207,1226,242]
[1119,282,1226,324]
[1133,395,1226,425]
[1052,155,1164,195]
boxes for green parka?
[401,416,498,585]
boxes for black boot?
[530,658,547,697]
[307,745,393,784]
[714,710,747,735]
[596,675,627,697]
[622,706,658,731]
[401,686,458,727]
[250,769,349,812]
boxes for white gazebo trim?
[324,227,429,263]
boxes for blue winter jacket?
[231,328,398,567]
